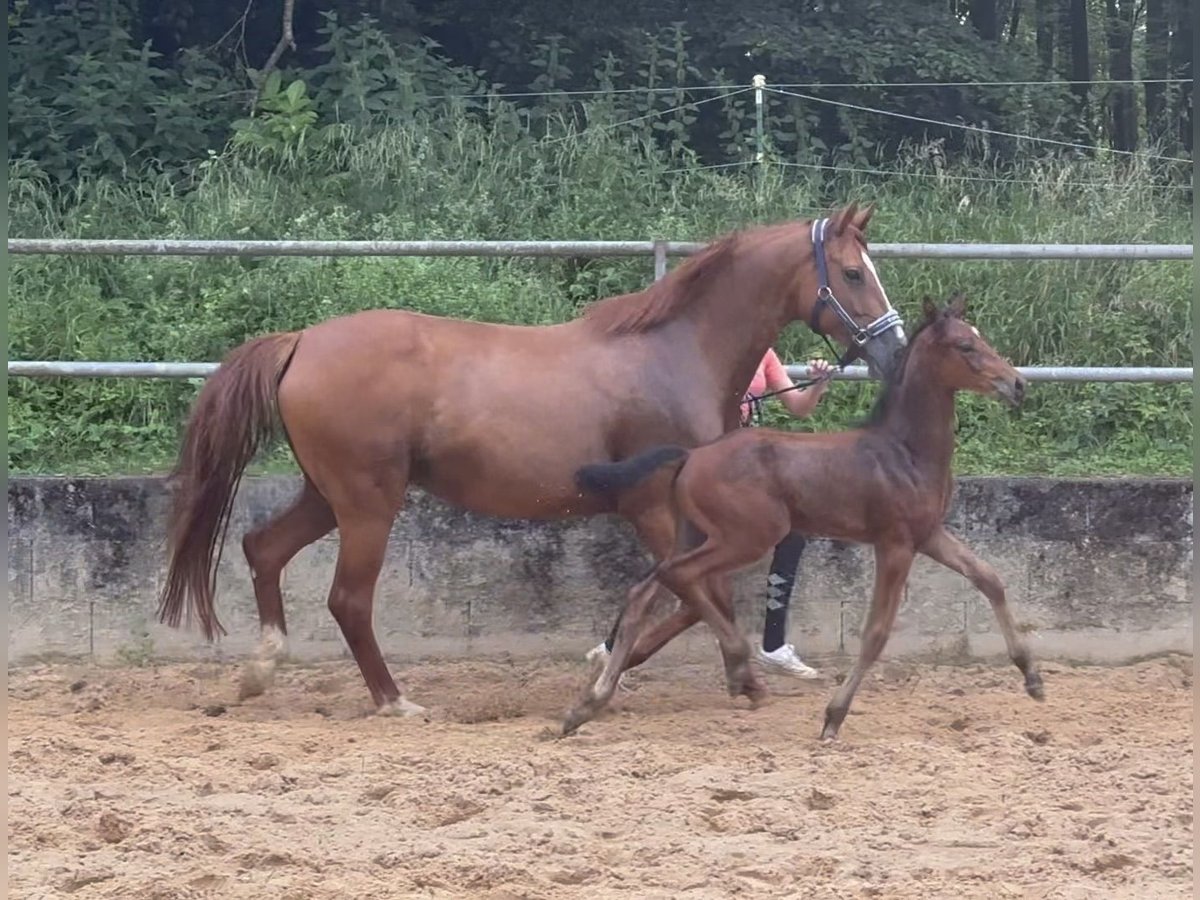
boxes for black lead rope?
[742,366,837,426]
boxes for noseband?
[808,217,904,354]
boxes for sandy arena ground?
[7,651,1194,899]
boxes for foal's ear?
[921,295,938,321]
[947,291,967,318]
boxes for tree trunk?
[1008,0,1023,40]
[1143,0,1167,142]
[1034,0,1055,72]
[970,0,1001,41]
[1104,0,1138,153]
[1064,0,1091,135]
[1147,0,1166,141]
[1169,0,1193,151]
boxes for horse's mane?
[858,301,947,428]
[580,230,745,335]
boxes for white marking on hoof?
[376,697,428,718]
[258,624,288,661]
[238,625,288,701]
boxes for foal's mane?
[580,231,745,335]
[859,300,953,428]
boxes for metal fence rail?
[8,237,1193,384]
[7,361,1193,383]
[7,237,1195,260]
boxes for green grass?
[7,116,1193,478]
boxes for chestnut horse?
[567,293,1044,739]
[157,202,907,715]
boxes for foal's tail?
[157,331,302,641]
[575,445,691,498]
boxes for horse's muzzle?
[862,328,908,381]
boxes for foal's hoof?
[377,697,428,718]
[561,705,594,736]
[1025,674,1046,702]
[819,706,847,742]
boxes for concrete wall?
[7,474,1194,668]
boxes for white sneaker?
[584,642,633,692]
[757,643,821,679]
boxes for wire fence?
[7,236,1193,384]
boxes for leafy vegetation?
[7,3,1192,477]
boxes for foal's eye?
[956,340,974,353]
[844,268,863,284]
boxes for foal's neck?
[879,366,959,477]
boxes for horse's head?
[800,202,907,380]
[916,292,1026,407]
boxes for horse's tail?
[157,331,302,641]
[575,445,691,498]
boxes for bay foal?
[567,293,1044,739]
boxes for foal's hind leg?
[563,568,663,734]
[652,543,767,701]
[821,541,914,741]
[239,478,336,700]
[919,526,1043,701]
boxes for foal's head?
[915,293,1026,406]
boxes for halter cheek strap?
[808,217,903,348]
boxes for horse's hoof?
[741,677,769,708]
[377,697,428,718]
[238,660,275,700]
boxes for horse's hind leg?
[238,477,336,700]
[326,508,425,716]
[919,526,1043,701]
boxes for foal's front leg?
[820,541,914,741]
[918,526,1044,701]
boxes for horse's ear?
[921,295,938,322]
[947,291,967,318]
[831,201,859,236]
[851,201,876,233]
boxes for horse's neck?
[881,372,958,478]
[682,258,799,399]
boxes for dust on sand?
[7,652,1193,899]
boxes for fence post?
[653,239,668,280]
[752,73,766,170]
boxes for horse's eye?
[844,268,863,284]
[956,341,974,353]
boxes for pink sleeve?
[761,348,793,390]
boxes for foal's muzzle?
[993,373,1027,407]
